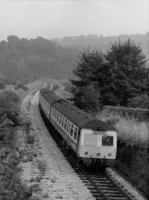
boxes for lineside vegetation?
[70,39,149,197]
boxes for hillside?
[0,33,149,85]
[0,36,79,84]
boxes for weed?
[37,160,47,176]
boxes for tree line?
[0,35,79,84]
[70,39,149,112]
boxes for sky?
[0,0,148,41]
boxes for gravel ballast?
[19,90,147,200]
[29,91,95,200]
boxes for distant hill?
[52,32,149,58]
[0,35,79,84]
[0,33,148,85]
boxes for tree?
[104,39,149,106]
[70,49,104,113]
[71,39,149,112]
[73,85,102,114]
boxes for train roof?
[40,88,115,131]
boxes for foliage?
[1,34,148,84]
[0,35,79,83]
[0,148,32,200]
[71,39,149,112]
[98,111,149,197]
[0,89,21,127]
[0,80,5,89]
[73,85,102,114]
[128,94,149,109]
[70,49,104,113]
[104,39,149,106]
[26,132,35,144]
[15,83,28,91]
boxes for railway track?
[39,105,136,200]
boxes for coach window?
[59,113,61,124]
[70,124,74,137]
[67,121,70,133]
[54,110,57,120]
[55,110,58,120]
[52,108,54,118]
[53,109,55,118]
[51,108,54,118]
[64,118,67,130]
[57,113,59,123]
[61,115,63,126]
[74,127,78,141]
[59,114,62,125]
[66,119,68,131]
[63,118,65,129]
[61,116,63,127]
[54,109,56,119]
[63,116,65,128]
[63,117,66,129]
[65,120,68,132]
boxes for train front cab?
[78,129,117,161]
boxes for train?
[39,88,117,168]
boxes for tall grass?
[97,110,149,197]
[97,110,149,145]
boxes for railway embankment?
[0,87,36,200]
[97,109,149,199]
[55,86,148,199]
[11,82,147,200]
[18,90,95,200]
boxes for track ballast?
[39,104,136,200]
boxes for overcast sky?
[0,0,148,41]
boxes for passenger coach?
[39,88,117,167]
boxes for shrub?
[26,132,35,144]
[15,84,28,91]
[128,94,149,109]
[3,89,21,105]
[0,90,21,127]
[37,159,46,176]
[0,80,5,89]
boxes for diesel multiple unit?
[39,88,117,167]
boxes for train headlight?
[108,153,111,157]
[97,153,100,156]
[85,152,88,155]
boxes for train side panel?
[39,91,80,154]
[49,108,79,153]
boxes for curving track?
[39,104,136,200]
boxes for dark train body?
[39,88,117,167]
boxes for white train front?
[39,88,117,167]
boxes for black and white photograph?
[0,0,149,199]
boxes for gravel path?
[29,91,95,200]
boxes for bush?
[0,89,21,127]
[0,80,5,89]
[15,84,28,91]
[26,132,35,144]
[73,85,102,114]
[37,159,46,176]
[128,94,149,109]
[3,89,21,105]
[98,111,149,197]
